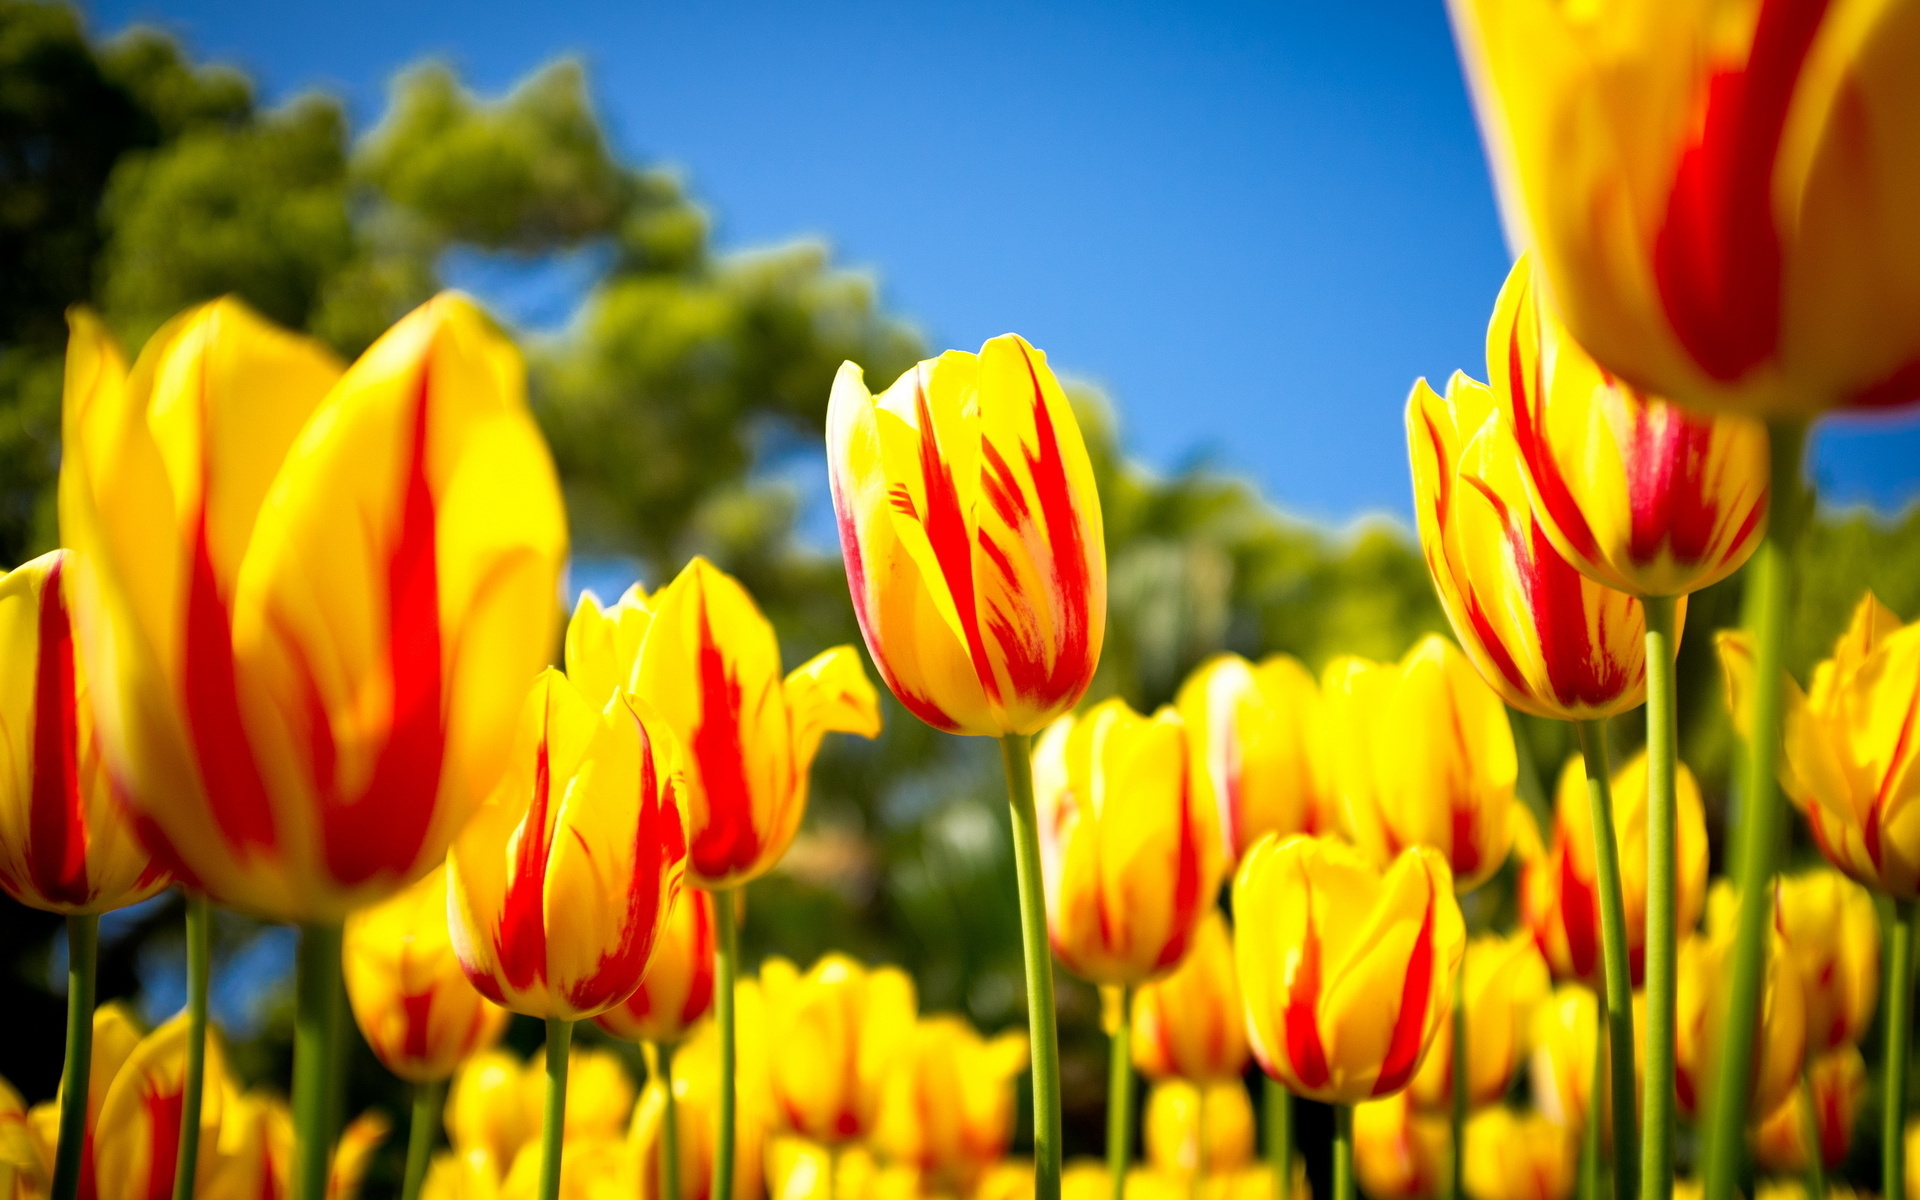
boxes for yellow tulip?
[1033,698,1222,986]
[500,1136,626,1200]
[57,296,567,921]
[1,1076,49,1200]
[1527,986,1601,1135]
[1141,1080,1254,1177]
[1130,911,1249,1084]
[1352,1091,1450,1200]
[25,1002,145,1200]
[1409,932,1550,1112]
[1449,0,1920,416]
[447,668,690,1020]
[92,1013,228,1200]
[975,1161,1037,1200]
[1176,653,1339,861]
[1523,751,1709,987]
[344,863,509,1083]
[1407,368,1662,721]
[1484,256,1768,599]
[0,550,169,914]
[1462,1108,1578,1200]
[870,1016,1028,1194]
[1234,836,1466,1105]
[1676,883,1807,1120]
[825,335,1106,737]
[420,1149,502,1200]
[1752,1044,1865,1174]
[759,953,916,1145]
[445,1050,534,1176]
[1773,868,1879,1052]
[600,559,880,889]
[1721,592,1920,897]
[518,1046,635,1143]
[203,1097,389,1200]
[1322,638,1519,892]
[592,888,717,1047]
[763,1140,924,1200]
[628,1014,767,1200]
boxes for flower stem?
[1582,991,1604,1200]
[539,1019,573,1200]
[1002,732,1063,1200]
[1640,592,1681,1200]
[49,914,97,1200]
[1451,954,1467,1200]
[172,894,211,1200]
[293,923,345,1200]
[1574,719,1639,1200]
[652,1042,680,1200]
[401,1079,444,1200]
[1796,1067,1826,1200]
[1884,900,1914,1200]
[1332,1105,1354,1200]
[1265,1077,1292,1200]
[1103,985,1133,1200]
[1703,418,1808,1200]
[711,887,739,1200]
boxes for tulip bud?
[826,335,1106,737]
[1407,373,1665,722]
[1462,1108,1578,1200]
[344,863,508,1083]
[629,1014,767,1200]
[1176,653,1338,861]
[1352,1091,1449,1200]
[1323,639,1519,893]
[1523,751,1709,987]
[1131,911,1248,1084]
[1033,699,1222,986]
[93,1013,228,1200]
[0,550,169,914]
[445,1050,533,1176]
[1235,836,1466,1104]
[1142,1080,1254,1177]
[448,669,690,1020]
[760,953,916,1145]
[1676,883,1807,1120]
[1773,869,1879,1053]
[1721,592,1920,898]
[1409,932,1549,1112]
[1752,1045,1866,1174]
[870,1017,1028,1194]
[593,888,717,1047]
[1527,986,1601,1136]
[59,297,569,921]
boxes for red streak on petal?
[1558,826,1600,983]
[911,375,1000,704]
[1282,878,1330,1090]
[1622,397,1734,571]
[183,513,279,856]
[687,595,763,881]
[28,557,91,907]
[1505,310,1603,567]
[679,893,718,1027]
[140,1084,183,1200]
[1372,881,1437,1096]
[1152,756,1205,972]
[1863,683,1920,875]
[400,985,435,1065]
[495,702,555,994]
[1010,345,1096,707]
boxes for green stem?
[401,1079,444,1200]
[1264,1076,1292,1200]
[1703,419,1809,1200]
[1884,901,1914,1200]
[50,914,97,1200]
[1640,592,1681,1200]
[539,1019,573,1200]
[710,888,739,1200]
[1796,1067,1827,1200]
[1104,986,1133,1200]
[1002,733,1063,1200]
[1582,990,1604,1200]
[654,1042,680,1200]
[1332,1105,1354,1200]
[1451,953,1468,1200]
[293,923,345,1200]
[172,894,211,1200]
[1574,719,1639,1200]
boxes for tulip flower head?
[1409,931,1550,1112]
[1234,835,1466,1105]
[447,668,690,1020]
[1141,1080,1254,1177]
[57,296,568,921]
[870,1016,1028,1194]
[22,1003,148,1200]
[445,1049,534,1175]
[628,1009,772,1200]
[1131,910,1249,1084]
[1407,370,1663,721]
[1177,653,1338,861]
[1675,884,1808,1120]
[592,887,717,1047]
[763,1140,920,1200]
[1524,751,1709,987]
[1033,698,1221,986]
[1773,868,1878,1053]
[1527,986,1600,1135]
[1722,592,1920,897]
[92,1013,228,1200]
[1323,637,1520,892]
[521,1045,635,1143]
[1462,1108,1578,1200]
[825,335,1106,737]
[1752,1044,1865,1174]
[344,863,508,1083]
[760,953,917,1145]
[1352,1091,1450,1200]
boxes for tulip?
[498,1137,625,1200]
[628,1013,768,1200]
[1408,932,1548,1113]
[1752,1045,1866,1176]
[763,1140,921,1200]
[1461,1109,1577,1200]
[515,1048,634,1145]
[1,1077,49,1200]
[758,954,916,1145]
[1142,1081,1254,1178]
[1235,836,1466,1105]
[91,1014,227,1200]
[1351,1092,1449,1200]
[1176,653,1338,861]
[419,1150,501,1200]
[1527,987,1601,1136]
[445,1051,534,1178]
[1131,911,1249,1085]
[1773,870,1878,1054]
[871,1016,1028,1195]
[1321,638,1519,893]
[592,888,717,1049]
[1676,884,1807,1123]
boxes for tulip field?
[3,6,1920,1200]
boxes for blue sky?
[85,0,1920,524]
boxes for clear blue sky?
[84,0,1920,524]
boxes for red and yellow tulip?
[1176,653,1338,861]
[1752,1044,1865,1174]
[91,1013,227,1200]
[870,1017,1028,1194]
[1409,931,1550,1112]
[592,888,717,1048]
[759,953,917,1145]
[825,335,1105,737]
[1235,836,1466,1105]
[1352,1091,1450,1200]
[1773,868,1879,1053]
[1462,1108,1578,1200]
[1676,884,1807,1120]
[1130,911,1249,1085]
[628,1003,770,1200]
[57,296,567,921]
